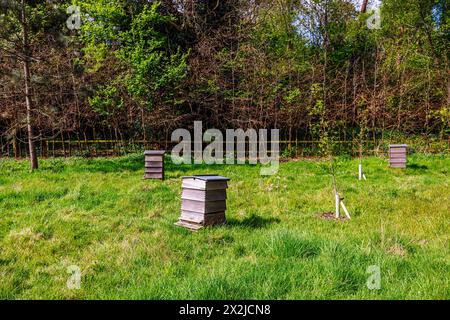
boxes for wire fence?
[1,138,449,159]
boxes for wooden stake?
[340,200,351,219]
[335,192,351,220]
[359,164,367,180]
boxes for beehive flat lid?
[182,175,230,182]
[144,150,166,155]
[390,144,408,148]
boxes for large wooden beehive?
[175,175,230,231]
[389,144,408,169]
[144,150,165,180]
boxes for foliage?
[78,0,188,109]
[0,0,449,150]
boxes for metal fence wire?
[1,138,449,158]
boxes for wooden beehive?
[389,144,408,169]
[144,150,165,180]
[175,175,230,231]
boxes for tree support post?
[359,164,367,180]
[335,192,351,219]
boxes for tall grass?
[0,154,448,299]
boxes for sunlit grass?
[0,154,448,299]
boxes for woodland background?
[0,0,449,164]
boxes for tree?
[360,0,369,13]
[0,0,40,170]
[77,0,189,140]
[1,0,71,167]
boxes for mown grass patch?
[0,154,449,299]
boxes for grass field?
[0,154,449,299]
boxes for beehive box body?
[389,145,408,169]
[144,150,165,180]
[176,175,230,231]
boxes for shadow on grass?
[34,153,256,176]
[74,155,145,173]
[77,156,225,174]
[408,163,428,170]
[166,161,228,175]
[226,214,280,229]
[63,155,208,174]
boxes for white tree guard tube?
[335,192,340,219]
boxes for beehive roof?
[144,150,166,155]
[389,144,408,148]
[182,175,230,182]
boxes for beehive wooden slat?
[181,199,227,214]
[180,211,226,226]
[180,210,205,224]
[203,212,226,226]
[145,168,164,173]
[390,159,407,163]
[145,156,163,162]
[145,173,164,179]
[390,154,407,159]
[181,189,227,202]
[390,164,406,169]
[390,149,406,152]
[174,220,204,231]
[145,161,163,168]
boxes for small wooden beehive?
[144,150,165,180]
[175,175,230,231]
[389,144,408,169]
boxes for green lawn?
[0,154,449,299]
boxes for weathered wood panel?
[390,149,407,153]
[145,173,164,179]
[390,159,407,163]
[181,199,227,214]
[174,220,203,231]
[145,168,164,174]
[390,164,406,169]
[180,211,226,227]
[181,189,227,201]
[145,156,164,162]
[390,155,407,160]
[180,210,205,224]
[145,161,164,168]
[203,212,226,226]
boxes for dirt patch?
[317,212,349,221]
[417,239,429,247]
[387,244,408,257]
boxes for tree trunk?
[361,0,369,13]
[447,69,450,106]
[21,0,38,171]
[12,128,18,158]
